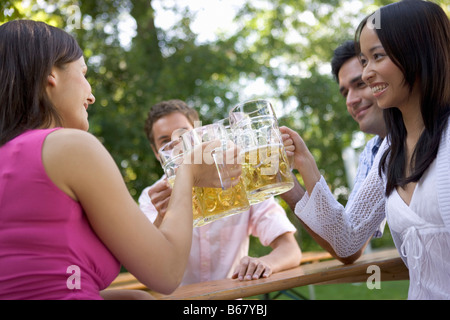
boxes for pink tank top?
[0,129,120,299]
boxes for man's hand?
[231,256,273,281]
[148,179,172,227]
[231,232,301,281]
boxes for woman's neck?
[399,102,424,184]
[399,86,424,148]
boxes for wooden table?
[108,248,408,300]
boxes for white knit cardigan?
[295,118,450,260]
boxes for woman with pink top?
[0,20,240,300]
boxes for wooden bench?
[148,248,408,300]
[107,250,333,292]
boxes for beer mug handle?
[211,142,234,190]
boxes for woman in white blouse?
[282,0,450,299]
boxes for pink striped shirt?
[139,181,296,286]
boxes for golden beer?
[178,122,251,227]
[193,178,249,226]
[241,143,294,204]
[167,175,205,227]
[167,171,249,227]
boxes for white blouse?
[295,120,450,299]
[388,160,450,299]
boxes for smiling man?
[332,40,386,208]
[280,40,387,264]
[336,41,386,139]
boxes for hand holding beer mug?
[229,99,294,204]
[158,139,203,224]
[158,139,184,185]
[181,123,250,227]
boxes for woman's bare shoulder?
[44,128,110,159]
[42,128,118,201]
[46,128,101,146]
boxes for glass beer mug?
[158,139,203,226]
[229,99,294,204]
[180,122,250,226]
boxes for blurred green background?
[3,0,449,299]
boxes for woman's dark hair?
[355,0,450,196]
[0,20,83,146]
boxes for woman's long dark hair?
[0,20,83,146]
[355,0,450,196]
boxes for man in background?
[280,40,387,264]
[139,99,302,286]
